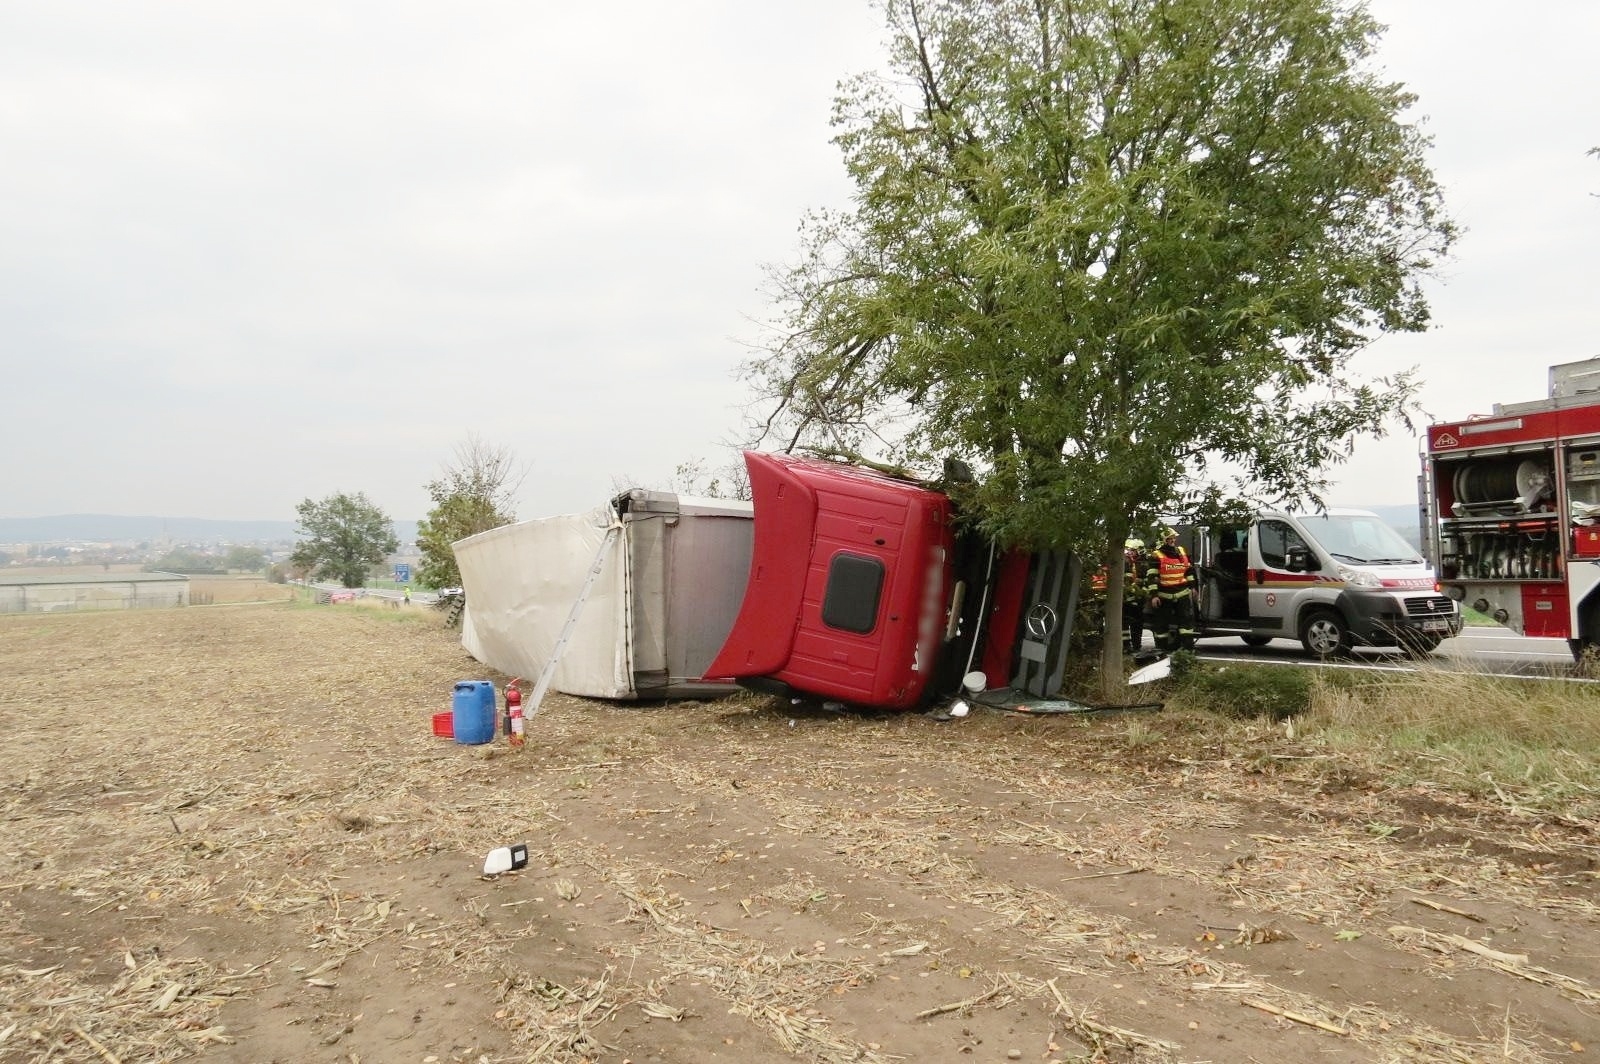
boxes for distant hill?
[1363,504,1425,549]
[0,515,421,545]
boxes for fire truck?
[1421,358,1600,660]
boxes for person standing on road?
[403,586,411,605]
[1145,528,1197,654]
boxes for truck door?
[1250,519,1311,637]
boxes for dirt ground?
[2,589,1597,1063]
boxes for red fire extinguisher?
[505,679,524,747]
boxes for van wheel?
[1299,609,1351,659]
[1241,635,1272,648]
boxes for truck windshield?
[1297,514,1422,565]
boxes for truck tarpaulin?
[453,490,754,699]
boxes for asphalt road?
[1192,624,1585,681]
[301,580,443,606]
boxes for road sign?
[394,563,411,583]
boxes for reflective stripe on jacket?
[1149,547,1192,598]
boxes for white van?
[1184,509,1462,658]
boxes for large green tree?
[224,546,267,573]
[290,492,399,589]
[415,435,522,591]
[746,0,1455,689]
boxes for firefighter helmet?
[1125,538,1144,551]
[1161,527,1179,541]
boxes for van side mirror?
[1285,545,1318,573]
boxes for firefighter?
[1089,567,1108,597]
[1086,563,1110,644]
[1145,527,1197,654]
[1121,538,1147,655]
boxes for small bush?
[1176,661,1313,721]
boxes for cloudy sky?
[3,1,1595,523]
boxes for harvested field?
[187,577,300,606]
[1,599,1596,1063]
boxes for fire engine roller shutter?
[821,552,885,634]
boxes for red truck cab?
[704,451,957,709]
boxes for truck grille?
[1404,596,1456,618]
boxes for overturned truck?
[453,489,754,700]
[455,451,1083,710]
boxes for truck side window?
[1258,520,1306,570]
[821,552,885,634]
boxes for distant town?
[0,516,422,574]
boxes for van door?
[1250,518,1314,636]
[1195,525,1251,623]
[1187,526,1218,621]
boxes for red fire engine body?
[1422,359,1600,659]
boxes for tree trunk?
[1098,518,1131,703]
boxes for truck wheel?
[1299,609,1351,659]
[1241,635,1272,648]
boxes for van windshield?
[1297,514,1422,565]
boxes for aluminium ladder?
[523,520,622,723]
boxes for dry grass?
[1299,666,1600,817]
[188,576,297,605]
